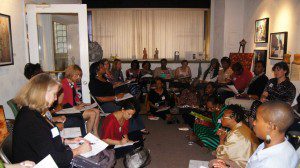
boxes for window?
[53,22,68,54]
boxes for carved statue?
[143,48,147,59]
[238,39,247,53]
[154,48,159,59]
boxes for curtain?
[91,8,204,60]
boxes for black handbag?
[123,146,151,168]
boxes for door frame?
[26,4,91,103]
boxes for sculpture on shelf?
[154,48,159,59]
[238,39,247,53]
[174,51,179,61]
[143,48,148,59]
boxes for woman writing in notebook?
[100,103,141,159]
[13,73,92,168]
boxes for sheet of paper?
[55,107,81,115]
[114,141,135,149]
[156,106,170,112]
[115,93,134,102]
[188,160,209,168]
[60,127,82,139]
[34,154,58,168]
[82,103,98,111]
[227,85,239,94]
[141,74,153,78]
[68,133,108,158]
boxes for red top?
[61,78,80,107]
[100,114,129,140]
[231,70,253,91]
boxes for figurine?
[143,48,147,59]
[154,48,159,59]
[238,39,247,53]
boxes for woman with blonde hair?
[60,65,100,137]
[13,73,91,168]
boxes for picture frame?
[254,18,269,43]
[253,50,267,72]
[269,32,288,60]
[0,13,14,66]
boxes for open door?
[26,4,90,103]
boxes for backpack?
[123,146,151,168]
[70,149,115,168]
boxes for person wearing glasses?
[60,65,101,137]
[209,105,259,168]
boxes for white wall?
[243,0,300,78]
[210,0,245,60]
[0,0,28,119]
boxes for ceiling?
[82,0,210,8]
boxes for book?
[114,141,135,149]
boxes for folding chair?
[90,93,109,117]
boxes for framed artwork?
[0,13,13,66]
[255,18,269,43]
[253,50,267,72]
[269,32,288,60]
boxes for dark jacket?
[13,106,73,168]
[247,74,269,98]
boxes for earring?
[266,134,271,144]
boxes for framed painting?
[0,13,13,66]
[255,18,269,43]
[253,50,267,72]
[269,32,288,60]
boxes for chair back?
[90,94,109,117]
[7,99,19,118]
[0,105,12,164]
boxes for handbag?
[70,149,115,168]
[123,146,151,168]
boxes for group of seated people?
[5,56,300,167]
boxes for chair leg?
[0,148,11,164]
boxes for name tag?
[269,83,273,87]
[51,127,60,138]
[162,96,165,100]
[233,77,236,81]
[218,119,221,123]
[45,111,53,121]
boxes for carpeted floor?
[115,115,214,168]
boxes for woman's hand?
[120,137,129,145]
[216,128,227,141]
[116,93,124,99]
[17,160,36,168]
[211,159,229,168]
[73,140,92,156]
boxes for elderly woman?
[13,73,91,167]
[60,65,100,137]
[210,105,259,168]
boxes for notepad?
[68,133,108,158]
[34,154,58,168]
[227,85,239,94]
[115,93,134,102]
[60,127,82,139]
[156,106,170,112]
[114,141,135,149]
[141,74,153,78]
[55,107,81,115]
[82,103,98,111]
[188,160,209,168]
